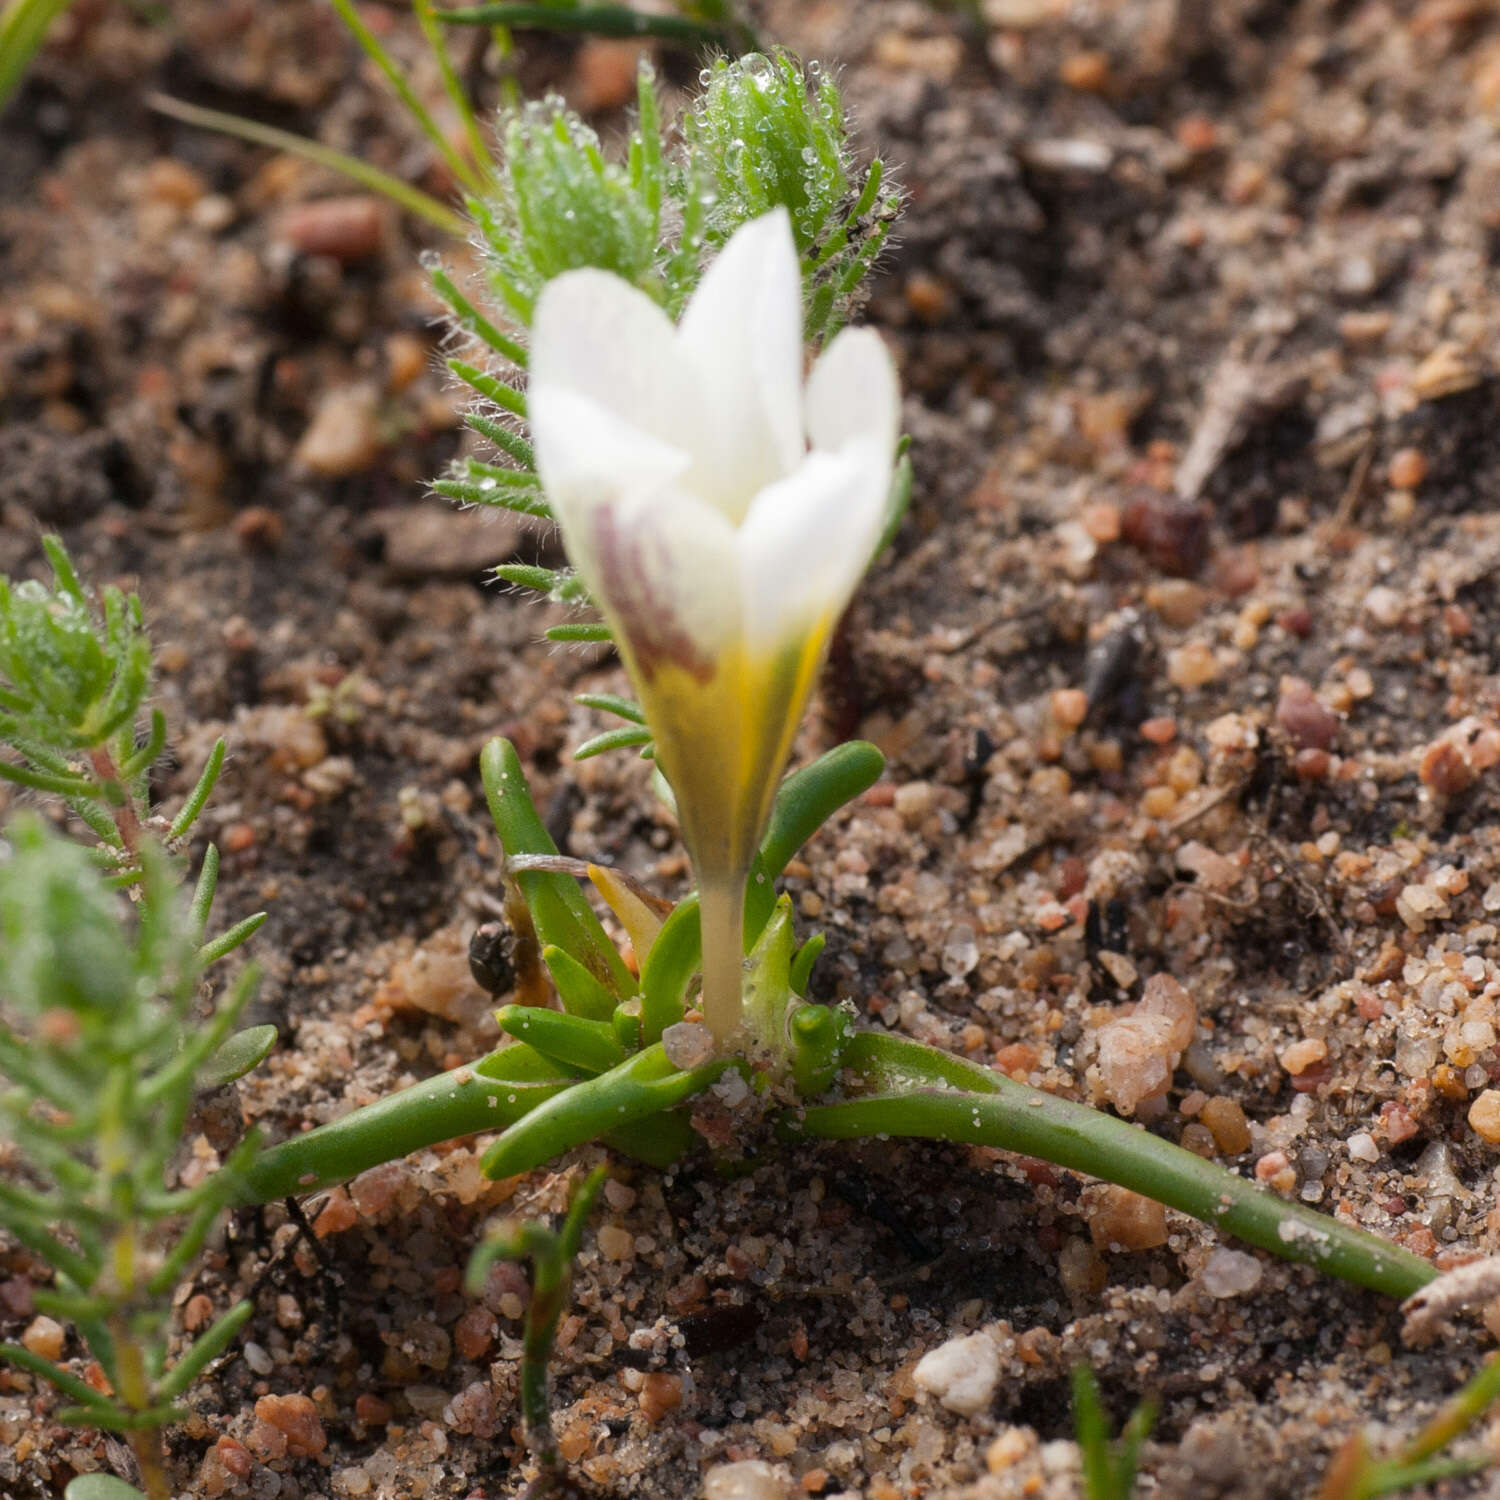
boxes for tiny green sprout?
[1319,1354,1500,1500]
[0,820,260,1500]
[1072,1365,1156,1500]
[466,1165,609,1493]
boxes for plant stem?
[697,873,745,1046]
[792,1077,1437,1301]
[89,747,142,857]
[112,1315,171,1500]
[127,1428,172,1500]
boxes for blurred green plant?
[0,821,263,1500]
[1072,1365,1155,1500]
[465,1164,607,1495]
[0,0,72,115]
[0,538,269,1499]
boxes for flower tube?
[528,208,899,1045]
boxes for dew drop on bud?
[739,52,773,85]
[699,68,714,86]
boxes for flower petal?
[805,326,900,460]
[531,267,699,453]
[677,209,805,518]
[529,385,689,539]
[531,384,739,671]
[735,441,892,652]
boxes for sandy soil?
[6,1,1500,1495]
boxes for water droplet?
[699,67,713,86]
[418,249,442,271]
[807,59,822,76]
[739,52,773,86]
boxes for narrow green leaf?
[539,945,618,1023]
[434,2,737,47]
[0,756,92,795]
[168,737,225,841]
[146,94,465,235]
[118,707,166,780]
[447,357,527,418]
[480,1044,726,1180]
[433,479,553,518]
[463,411,535,470]
[0,1342,117,1412]
[200,1024,278,1089]
[327,0,487,196]
[497,1002,626,1072]
[574,692,645,725]
[545,621,612,644]
[573,725,652,760]
[757,740,884,881]
[430,264,527,367]
[198,910,266,967]
[156,1301,253,1400]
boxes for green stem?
[791,1066,1437,1301]
[433,2,743,49]
[243,1051,573,1201]
[697,873,745,1047]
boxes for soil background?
[6,1,1500,1496]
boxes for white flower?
[529,207,899,1043]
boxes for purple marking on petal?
[591,508,715,684]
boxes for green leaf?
[155,1300,253,1401]
[573,725,652,760]
[65,1476,148,1500]
[545,621,613,644]
[481,737,636,1000]
[0,1341,118,1413]
[574,692,645,725]
[757,741,884,881]
[198,910,267,967]
[168,737,225,841]
[498,1003,626,1074]
[638,895,699,1044]
[243,1043,580,1201]
[200,1024,277,1089]
[435,2,745,49]
[480,1044,726,1179]
[146,94,464,235]
[539,945,618,1023]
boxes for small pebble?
[1200,1097,1252,1154]
[1201,1248,1263,1298]
[914,1330,1000,1415]
[1276,679,1338,751]
[295,384,383,476]
[1388,447,1427,489]
[1088,1186,1167,1251]
[253,1393,326,1458]
[1280,1037,1328,1076]
[597,1224,635,1262]
[703,1460,790,1500]
[1347,1131,1379,1163]
[1166,641,1220,689]
[662,1021,716,1070]
[21,1315,64,1360]
[1468,1091,1500,1144]
[276,196,389,261]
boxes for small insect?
[468,919,517,997]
